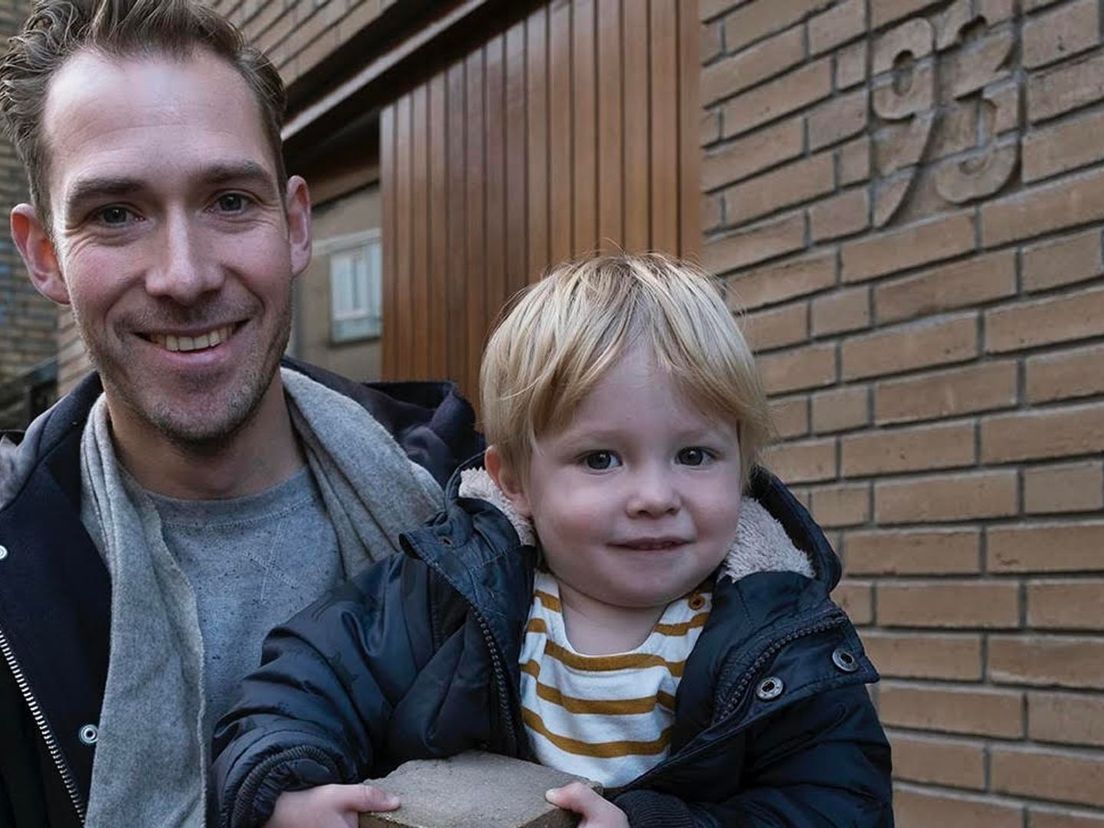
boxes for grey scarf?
[80,368,442,826]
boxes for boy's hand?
[546,782,629,828]
[264,783,399,828]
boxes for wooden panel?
[623,0,650,252]
[380,103,396,378]
[526,6,549,281]
[505,20,529,296]
[380,0,701,398]
[597,0,623,251]
[572,0,597,253]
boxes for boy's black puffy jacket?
[214,464,894,827]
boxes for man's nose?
[626,464,681,516]
[144,213,224,303]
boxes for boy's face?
[496,344,744,613]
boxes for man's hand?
[546,782,629,828]
[264,783,399,828]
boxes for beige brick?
[808,89,868,151]
[992,745,1104,807]
[880,682,1023,738]
[722,59,833,138]
[1028,580,1104,630]
[810,482,871,528]
[889,732,986,789]
[832,580,873,624]
[809,0,865,54]
[874,361,1018,425]
[701,20,723,63]
[770,395,810,438]
[702,27,805,106]
[1023,109,1104,184]
[702,109,721,147]
[862,631,982,680]
[875,251,1016,324]
[838,135,871,184]
[982,167,1104,246]
[1022,228,1103,292]
[986,284,1104,353]
[809,188,870,242]
[1022,0,1099,68]
[1024,0,1062,10]
[893,788,1022,828]
[811,286,870,336]
[981,402,1104,464]
[871,0,943,28]
[726,250,837,310]
[1030,807,1104,828]
[699,0,736,21]
[1024,461,1104,514]
[742,301,809,351]
[835,40,867,90]
[842,212,976,282]
[878,580,1019,628]
[1028,50,1104,123]
[722,0,833,52]
[811,385,869,433]
[723,153,836,224]
[989,521,1104,574]
[1029,691,1104,748]
[763,437,837,484]
[842,422,975,477]
[846,529,980,575]
[989,635,1104,689]
[703,212,806,273]
[841,313,978,380]
[702,193,723,231]
[702,117,805,190]
[759,343,838,394]
[1027,343,1104,403]
[875,470,1018,524]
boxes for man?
[0,2,479,825]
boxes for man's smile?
[145,323,239,353]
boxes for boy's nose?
[626,468,681,516]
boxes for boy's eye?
[677,447,711,466]
[583,451,620,470]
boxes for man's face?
[30,49,309,446]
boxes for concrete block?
[361,752,601,828]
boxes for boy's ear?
[11,204,68,305]
[485,445,532,517]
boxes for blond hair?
[480,254,771,486]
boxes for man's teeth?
[151,325,234,352]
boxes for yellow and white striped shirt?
[519,571,712,787]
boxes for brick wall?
[701,1,1104,824]
[0,0,55,388]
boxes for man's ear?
[285,175,312,278]
[11,204,68,305]
[485,445,532,517]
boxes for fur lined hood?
[457,467,814,582]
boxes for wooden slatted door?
[380,0,700,396]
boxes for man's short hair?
[0,0,287,230]
[480,253,773,486]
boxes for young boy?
[213,255,893,827]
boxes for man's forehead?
[42,48,278,209]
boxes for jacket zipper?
[617,611,849,793]
[418,549,519,755]
[0,624,85,822]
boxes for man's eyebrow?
[63,162,279,213]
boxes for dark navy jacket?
[213,464,894,827]
[0,358,481,828]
